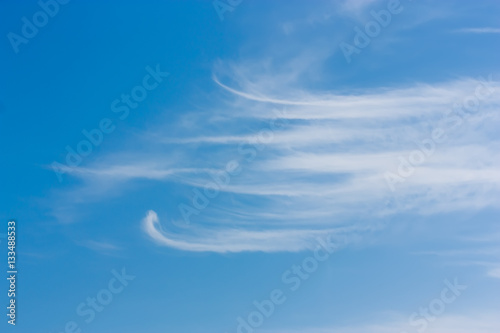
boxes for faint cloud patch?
[487,267,500,279]
[79,240,122,254]
[453,27,500,34]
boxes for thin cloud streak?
[454,27,500,34]
[141,210,360,253]
[260,313,500,333]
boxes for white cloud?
[54,54,500,253]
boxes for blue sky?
[1,0,500,332]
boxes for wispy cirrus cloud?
[51,54,500,253]
[141,210,366,253]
